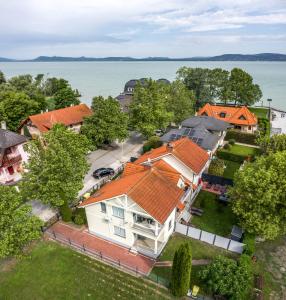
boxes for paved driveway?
[79,132,144,196]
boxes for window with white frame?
[100,202,106,213]
[112,206,124,219]
[114,226,126,238]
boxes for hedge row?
[217,150,251,163]
[258,118,270,137]
[225,130,257,145]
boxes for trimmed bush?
[60,202,72,222]
[143,136,163,153]
[243,233,256,256]
[229,139,235,145]
[74,214,84,225]
[225,130,257,145]
[72,207,87,225]
[258,118,270,137]
[208,158,225,176]
[170,243,192,297]
[223,143,231,150]
[217,150,247,163]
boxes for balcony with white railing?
[131,213,162,237]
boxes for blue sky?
[0,0,286,58]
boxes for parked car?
[93,168,115,179]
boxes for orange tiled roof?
[24,104,92,132]
[197,103,257,126]
[135,137,209,174]
[80,166,184,224]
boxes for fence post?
[68,238,71,245]
[118,259,121,267]
[213,234,216,245]
[186,225,189,236]
[199,229,202,240]
[83,244,86,252]
[227,239,232,250]
[100,251,102,259]
[136,266,138,276]
[53,231,56,239]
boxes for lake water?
[0,61,285,110]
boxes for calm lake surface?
[0,61,285,110]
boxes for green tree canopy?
[199,255,253,300]
[53,87,81,109]
[258,134,286,155]
[229,68,262,105]
[229,151,286,239]
[208,158,225,176]
[43,77,70,96]
[81,96,128,147]
[0,185,42,258]
[21,124,90,209]
[0,70,6,84]
[129,79,173,138]
[0,91,40,131]
[166,80,195,124]
[170,243,192,297]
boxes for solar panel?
[176,134,182,139]
[188,129,196,137]
[197,138,203,146]
[183,128,191,136]
[169,134,177,141]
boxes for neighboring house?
[197,103,258,133]
[80,138,210,258]
[0,125,28,185]
[116,78,170,112]
[161,116,232,154]
[19,104,93,136]
[270,107,286,135]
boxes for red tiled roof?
[197,103,257,126]
[80,166,184,224]
[23,104,92,132]
[135,137,209,174]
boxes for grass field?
[249,107,269,119]
[224,144,260,157]
[0,241,173,300]
[191,191,237,236]
[223,160,241,179]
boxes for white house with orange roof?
[197,103,258,133]
[79,138,210,258]
[19,104,92,137]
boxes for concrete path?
[154,259,211,267]
[235,142,260,149]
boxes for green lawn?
[224,144,260,157]
[223,160,241,179]
[191,191,237,236]
[158,233,237,262]
[0,241,173,300]
[249,107,269,119]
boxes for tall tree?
[21,124,90,216]
[81,96,128,147]
[129,79,173,138]
[257,134,286,155]
[229,68,262,105]
[43,77,70,96]
[166,80,195,124]
[0,185,42,258]
[170,243,192,297]
[199,255,253,300]
[0,70,6,84]
[53,87,81,109]
[0,91,40,131]
[229,151,286,239]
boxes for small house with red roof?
[19,104,92,137]
[197,103,258,133]
[79,137,210,258]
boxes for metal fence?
[46,229,148,276]
[175,222,244,254]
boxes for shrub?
[243,233,256,256]
[72,208,87,225]
[170,243,192,297]
[143,136,163,153]
[217,150,249,163]
[229,139,236,145]
[225,130,257,145]
[258,118,270,137]
[223,143,231,150]
[60,202,72,222]
[208,158,225,176]
[74,214,84,225]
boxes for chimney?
[1,121,6,130]
[167,142,174,152]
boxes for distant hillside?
[1,53,286,62]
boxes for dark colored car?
[93,168,115,179]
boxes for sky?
[0,0,286,59]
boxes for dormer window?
[239,115,246,120]
[219,112,226,118]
